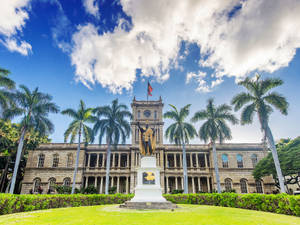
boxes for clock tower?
[131,97,164,146]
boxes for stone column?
[174,154,177,168]
[112,153,115,168]
[87,154,90,167]
[126,176,129,194]
[190,153,193,167]
[181,177,183,190]
[102,153,105,167]
[135,152,138,166]
[96,154,99,167]
[198,177,201,192]
[117,176,120,193]
[100,177,103,194]
[94,177,97,188]
[175,177,178,190]
[180,154,182,168]
[127,153,129,168]
[192,177,195,193]
[204,154,208,168]
[207,177,211,192]
[118,153,121,168]
[196,154,199,168]
[111,176,114,187]
[85,176,88,188]
[166,176,169,193]
[165,154,168,168]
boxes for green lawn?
[0,205,299,225]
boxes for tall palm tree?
[3,85,59,194]
[164,104,197,194]
[0,68,15,113]
[62,100,95,194]
[192,99,238,193]
[231,75,288,193]
[93,99,131,194]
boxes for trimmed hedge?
[0,193,299,217]
[164,193,300,216]
[0,193,133,215]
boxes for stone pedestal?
[121,156,176,209]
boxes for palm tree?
[164,104,197,194]
[93,99,131,194]
[0,68,15,113]
[3,85,59,194]
[192,99,238,193]
[62,100,95,194]
[231,75,288,193]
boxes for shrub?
[0,193,133,215]
[108,186,117,194]
[171,189,184,194]
[164,193,300,216]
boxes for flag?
[147,81,153,96]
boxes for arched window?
[33,178,41,192]
[222,154,229,168]
[224,178,232,191]
[48,178,56,192]
[67,153,73,167]
[154,110,157,119]
[37,154,45,168]
[255,180,263,193]
[240,179,248,193]
[251,154,258,167]
[52,154,59,167]
[237,154,243,168]
[63,177,71,186]
[138,110,140,118]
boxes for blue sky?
[0,0,300,144]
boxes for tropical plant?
[3,85,59,194]
[0,68,15,114]
[192,98,238,193]
[231,75,288,193]
[164,104,197,194]
[253,136,300,190]
[0,119,50,193]
[62,100,95,194]
[93,99,131,194]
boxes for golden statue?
[137,121,156,156]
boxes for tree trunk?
[105,139,111,195]
[0,156,10,192]
[264,123,286,193]
[9,128,26,194]
[71,124,82,194]
[182,142,188,194]
[212,141,221,193]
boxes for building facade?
[21,98,275,194]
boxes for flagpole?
[147,80,149,102]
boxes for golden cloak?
[139,127,156,156]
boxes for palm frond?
[264,92,288,115]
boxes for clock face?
[143,110,151,118]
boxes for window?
[137,110,140,118]
[224,178,232,192]
[52,154,59,167]
[222,154,229,168]
[63,177,71,186]
[38,154,45,168]
[255,180,263,193]
[67,153,73,167]
[154,110,157,119]
[33,178,41,192]
[48,178,56,192]
[251,154,258,167]
[240,179,248,193]
[237,154,243,168]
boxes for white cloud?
[83,0,100,18]
[70,0,300,93]
[0,0,32,55]
[0,38,32,56]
